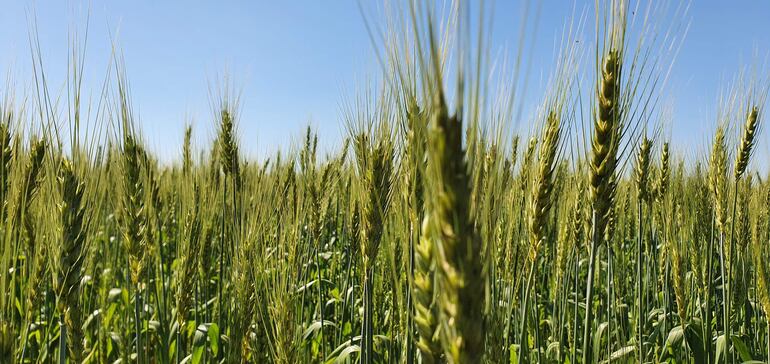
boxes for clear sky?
[0,1,768,169]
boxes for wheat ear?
[55,159,86,362]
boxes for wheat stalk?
[583,48,622,364]
[520,111,561,359]
[353,126,394,364]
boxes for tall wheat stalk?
[354,127,394,364]
[583,48,622,364]
[520,111,560,361]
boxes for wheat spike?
[183,124,193,176]
[590,49,622,243]
[425,84,485,364]
[219,108,240,183]
[656,142,670,202]
[709,126,729,234]
[634,137,652,202]
[121,133,147,286]
[583,48,622,364]
[55,158,86,362]
[414,218,443,364]
[527,112,561,263]
[734,106,759,179]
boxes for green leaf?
[193,324,207,346]
[593,322,609,361]
[665,326,684,348]
[715,334,727,364]
[334,345,360,364]
[684,323,706,364]
[730,335,752,362]
[192,324,207,364]
[509,344,519,364]
[302,320,337,341]
[191,343,204,364]
[208,323,220,356]
[601,345,635,363]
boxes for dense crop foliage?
[0,1,769,363]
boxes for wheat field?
[0,1,769,363]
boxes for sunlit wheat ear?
[736,177,752,251]
[219,108,240,185]
[522,136,537,180]
[734,106,759,180]
[354,131,394,271]
[414,217,443,364]
[0,118,12,219]
[708,126,728,234]
[425,87,485,364]
[121,134,147,286]
[403,102,442,363]
[656,142,670,202]
[670,205,688,325]
[353,127,394,364]
[634,137,652,202]
[754,187,770,326]
[690,166,711,294]
[20,139,47,326]
[583,47,622,364]
[527,111,561,264]
[176,184,202,327]
[55,158,86,362]
[19,139,47,253]
[571,181,586,252]
[590,49,622,241]
[554,223,569,292]
[183,124,193,176]
[509,135,519,172]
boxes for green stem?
[726,178,740,364]
[135,284,143,364]
[637,201,644,363]
[582,210,600,364]
[705,214,715,364]
[718,230,729,356]
[361,268,374,364]
[520,261,537,361]
[572,246,579,364]
[59,314,67,364]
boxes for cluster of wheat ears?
[0,1,769,363]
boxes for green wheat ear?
[754,186,770,328]
[121,133,147,286]
[634,137,651,202]
[527,112,561,256]
[55,158,86,362]
[414,218,443,364]
[590,49,622,242]
[183,124,193,176]
[583,48,622,364]
[709,126,728,234]
[219,108,240,184]
[424,78,485,364]
[655,142,670,202]
[734,106,759,179]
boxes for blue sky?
[0,1,768,168]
